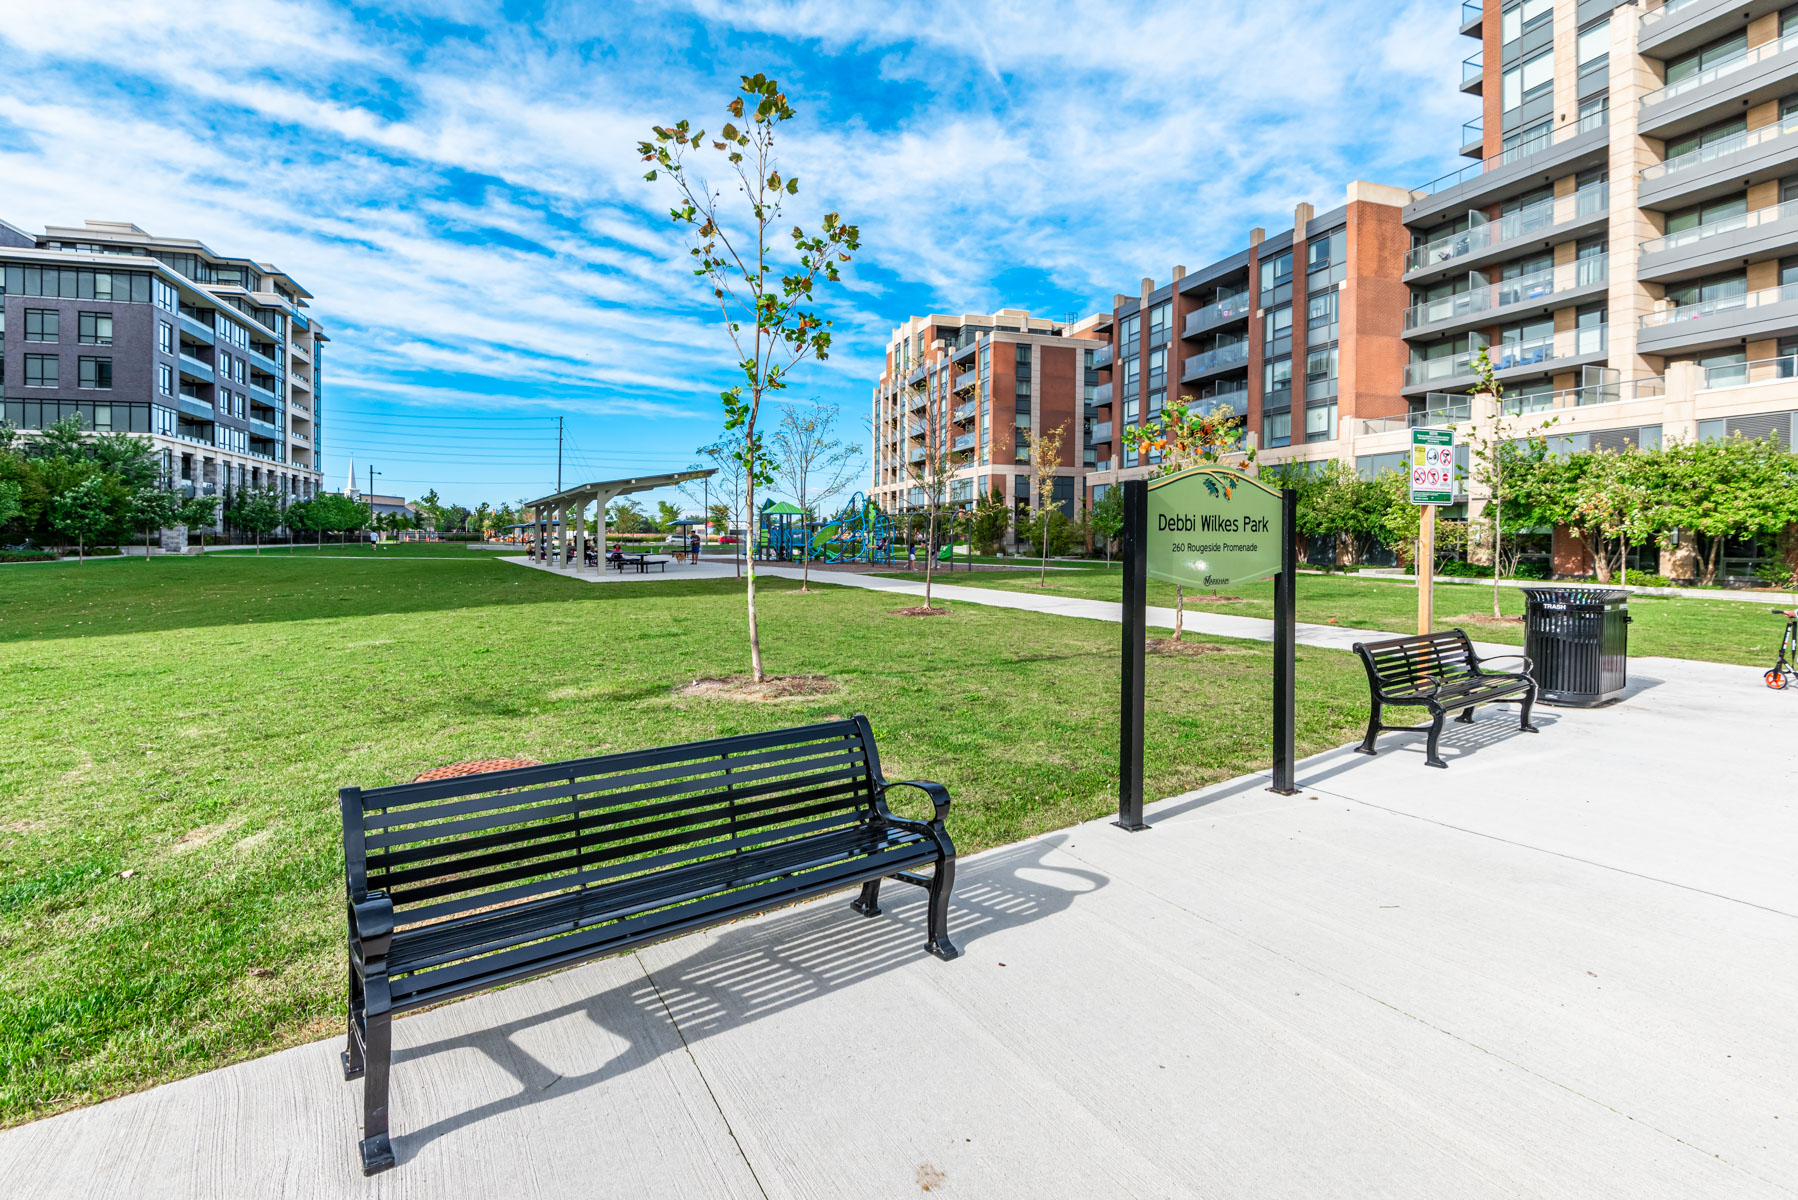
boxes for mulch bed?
[414,757,542,782]
[890,605,950,617]
[1148,637,1228,656]
[677,675,840,701]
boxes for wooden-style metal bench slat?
[339,715,956,1176]
[1352,629,1539,768]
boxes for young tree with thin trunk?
[128,486,177,561]
[771,401,859,592]
[51,474,110,562]
[1026,421,1068,587]
[907,397,960,613]
[230,487,284,555]
[641,74,860,684]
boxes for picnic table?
[608,551,670,574]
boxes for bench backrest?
[1353,630,1479,693]
[341,717,883,930]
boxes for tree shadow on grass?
[380,835,1105,1166]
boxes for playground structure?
[757,493,894,566]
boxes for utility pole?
[557,416,564,493]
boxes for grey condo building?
[0,218,326,503]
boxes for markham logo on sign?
[1145,465,1283,588]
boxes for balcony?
[1180,341,1250,382]
[1640,115,1798,210]
[1405,184,1609,281]
[908,391,929,412]
[1459,116,1484,160]
[953,401,976,423]
[1093,381,1113,405]
[951,340,979,363]
[907,419,927,438]
[1460,50,1483,95]
[1638,31,1798,141]
[908,447,926,465]
[953,369,977,391]
[1403,255,1609,339]
[1181,292,1252,338]
[249,347,282,377]
[250,382,281,408]
[1639,280,1798,354]
[905,363,927,386]
[953,433,976,452]
[1639,198,1798,283]
[1405,109,1609,220]
[178,313,215,345]
[1091,421,1113,445]
[249,416,283,439]
[1639,0,1785,56]
[1460,0,1482,37]
[1499,376,1666,415]
[1089,343,1113,369]
[176,395,216,422]
[1401,326,1609,394]
[1700,352,1798,388]
[178,353,214,384]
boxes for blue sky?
[0,0,1469,516]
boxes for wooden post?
[1418,502,1436,635]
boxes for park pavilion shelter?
[524,470,715,571]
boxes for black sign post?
[1268,487,1299,795]
[1116,479,1149,831]
[1116,473,1299,828]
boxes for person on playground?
[1768,609,1797,690]
[690,531,701,562]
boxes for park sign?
[1409,428,1457,505]
[1145,466,1284,588]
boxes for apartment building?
[1083,182,1416,503]
[869,309,1105,531]
[0,218,326,505]
[1379,0,1798,575]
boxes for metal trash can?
[1522,587,1629,706]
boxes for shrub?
[1753,560,1798,589]
[1512,561,1549,580]
[1625,568,1674,589]
[1438,560,1493,578]
[0,548,57,563]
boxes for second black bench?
[1352,629,1539,768]
[338,716,957,1174]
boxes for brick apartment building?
[870,309,1105,536]
[871,0,1798,582]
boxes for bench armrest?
[877,779,952,827]
[1475,653,1533,676]
[350,894,395,962]
[1379,675,1446,704]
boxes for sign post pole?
[1418,502,1436,635]
[1116,479,1148,831]
[1269,487,1299,795]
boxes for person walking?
[369,528,379,551]
[689,531,701,563]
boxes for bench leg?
[1424,707,1449,769]
[926,857,958,961]
[359,1007,396,1175]
[342,965,365,1080]
[850,878,882,917]
[1519,686,1540,733]
[1455,706,1476,724]
[1355,702,1381,756]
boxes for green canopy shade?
[762,501,806,515]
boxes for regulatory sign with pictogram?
[1409,428,1457,505]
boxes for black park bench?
[338,716,958,1175]
[1352,629,1539,768]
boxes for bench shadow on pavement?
[385,835,1105,1165]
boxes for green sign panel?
[1146,466,1284,588]
[1409,428,1456,505]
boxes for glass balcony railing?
[952,433,976,452]
[1093,381,1113,405]
[1181,292,1252,336]
[1641,280,1798,327]
[1462,116,1483,148]
[1406,184,1608,273]
[1091,421,1113,444]
[1701,353,1798,388]
[1090,343,1113,369]
[952,401,977,422]
[1641,0,1702,26]
[1462,50,1483,87]
[953,369,976,391]
[177,353,214,383]
[1403,255,1608,330]
[1500,376,1665,414]
[1641,198,1798,256]
[1461,0,1483,26]
[1642,32,1798,110]
[1403,326,1606,388]
[1414,108,1607,197]
[1181,341,1250,377]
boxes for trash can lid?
[1522,586,1628,606]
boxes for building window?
[24,309,59,342]
[159,322,174,354]
[1264,305,1292,355]
[1306,345,1338,401]
[79,312,114,345]
[1147,302,1171,348]
[79,357,113,390]
[1120,313,1141,356]
[1305,402,1338,441]
[1501,0,1551,45]
[1147,348,1166,391]
[1502,48,1553,113]
[24,354,58,387]
[158,364,174,396]
[1262,410,1292,448]
[1577,18,1609,72]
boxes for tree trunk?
[923,505,937,609]
[1491,514,1502,617]
[1039,513,1049,586]
[746,472,764,683]
[1702,535,1722,587]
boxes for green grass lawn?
[892,566,1790,666]
[0,546,1382,1125]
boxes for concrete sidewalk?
[2,653,1791,1198]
